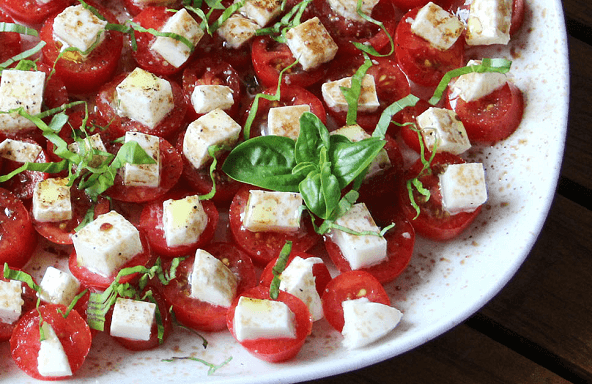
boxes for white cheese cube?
[466,0,512,46]
[162,195,208,247]
[279,256,324,321]
[450,60,508,102]
[243,190,303,233]
[183,109,241,170]
[327,0,379,22]
[267,105,311,140]
[236,0,282,27]
[410,2,463,50]
[330,203,387,270]
[189,249,238,307]
[122,132,160,188]
[439,163,488,214]
[115,68,175,129]
[285,17,338,71]
[53,5,107,55]
[0,139,42,163]
[191,85,234,115]
[110,298,156,341]
[0,280,23,324]
[0,70,45,133]
[321,74,380,113]
[32,178,73,223]
[72,211,143,277]
[68,133,109,168]
[341,297,402,349]
[37,322,72,377]
[217,14,260,49]
[416,107,471,155]
[38,267,80,307]
[150,9,204,68]
[331,125,390,179]
[233,296,297,342]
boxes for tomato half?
[0,0,72,25]
[0,273,38,342]
[0,187,37,268]
[0,139,49,200]
[123,0,182,16]
[0,9,20,64]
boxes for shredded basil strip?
[372,94,420,140]
[3,264,40,292]
[256,0,312,42]
[0,41,46,73]
[270,241,292,299]
[209,1,245,33]
[143,290,165,344]
[126,21,196,52]
[341,53,373,126]
[199,144,232,201]
[169,307,209,348]
[162,356,232,375]
[59,289,89,319]
[0,22,39,37]
[351,0,394,57]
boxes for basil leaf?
[292,162,317,177]
[294,112,330,164]
[299,165,340,219]
[328,137,385,188]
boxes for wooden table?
[307,0,590,382]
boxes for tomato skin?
[0,273,38,342]
[0,188,37,269]
[509,0,525,35]
[0,0,72,25]
[226,285,313,363]
[0,139,49,201]
[0,9,20,63]
[123,0,182,16]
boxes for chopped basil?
[162,356,232,375]
[199,144,232,201]
[270,241,292,299]
[0,22,38,37]
[256,0,312,43]
[0,41,46,74]
[350,0,394,57]
[3,263,40,292]
[341,54,373,126]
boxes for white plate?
[0,0,569,382]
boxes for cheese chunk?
[116,68,174,129]
[279,256,324,321]
[32,178,73,223]
[450,60,508,102]
[236,0,282,27]
[267,105,311,140]
[410,2,463,50]
[0,69,45,133]
[122,132,161,188]
[38,267,80,307]
[439,163,488,214]
[183,109,241,170]
[466,0,512,46]
[189,249,238,307]
[68,133,109,168]
[327,0,379,22]
[37,322,72,377]
[191,85,234,115]
[162,195,208,247]
[110,298,156,341]
[53,4,107,55]
[233,296,297,342]
[150,9,204,68]
[72,211,143,277]
[285,17,338,71]
[321,74,379,113]
[416,107,471,155]
[217,14,260,49]
[0,139,42,163]
[330,203,387,270]
[243,190,303,233]
[0,280,23,324]
[341,297,402,349]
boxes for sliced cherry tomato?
[0,0,72,25]
[123,0,182,16]
[510,0,525,35]
[389,0,453,11]
[0,273,38,342]
[399,99,431,153]
[0,139,49,200]
[0,187,37,268]
[0,9,20,63]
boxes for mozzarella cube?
[233,296,297,342]
[451,60,508,102]
[115,68,174,129]
[72,211,143,277]
[32,178,72,223]
[243,190,303,233]
[439,163,488,214]
[150,9,204,68]
[0,280,23,324]
[416,107,471,155]
[321,74,380,113]
[68,133,109,168]
[331,125,390,179]
[330,203,387,270]
[280,256,324,321]
[110,298,156,341]
[0,139,42,163]
[0,70,45,133]
[37,322,72,377]
[53,5,107,55]
[189,249,238,307]
[341,297,402,349]
[466,0,512,46]
[285,17,338,71]
[236,0,282,27]
[267,105,311,140]
[162,195,208,247]
[122,132,160,188]
[191,85,234,115]
[217,14,260,49]
[410,2,463,50]
[183,109,241,170]
[327,0,379,22]
[38,267,80,307]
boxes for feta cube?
[189,249,238,307]
[410,2,463,50]
[450,60,508,102]
[279,256,324,321]
[285,17,338,71]
[416,107,471,155]
[439,163,488,214]
[217,14,260,49]
[233,296,297,341]
[321,74,380,113]
[68,133,109,168]
[122,132,160,188]
[267,105,311,140]
[110,298,156,341]
[38,267,80,307]
[327,0,380,22]
[0,280,23,324]
[341,297,402,349]
[0,70,45,133]
[183,109,241,170]
[243,190,303,233]
[191,85,234,115]
[37,322,73,377]
[0,139,42,163]
[72,211,143,277]
[150,9,204,68]
[32,178,73,223]
[115,68,175,129]
[162,195,208,247]
[466,0,512,46]
[236,0,282,27]
[330,203,387,270]
[53,5,107,55]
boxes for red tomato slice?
[0,273,38,342]
[390,0,453,11]
[0,9,21,63]
[399,99,431,153]
[0,0,72,25]
[0,187,37,268]
[510,0,525,35]
[123,0,182,16]
[226,285,313,363]
[0,139,49,201]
